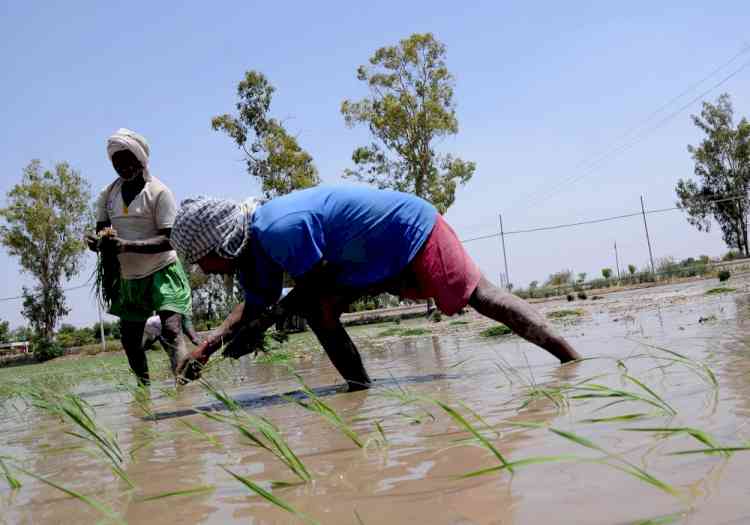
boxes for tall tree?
[341,32,475,213]
[0,161,92,340]
[212,70,320,197]
[676,94,750,256]
[0,318,9,343]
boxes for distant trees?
[0,161,91,345]
[601,268,613,280]
[676,94,750,257]
[212,70,320,198]
[628,264,637,276]
[0,319,9,343]
[546,269,573,286]
[341,33,475,214]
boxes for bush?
[718,270,731,282]
[566,294,575,302]
[577,291,588,300]
[32,335,63,362]
[723,250,740,261]
[430,311,442,322]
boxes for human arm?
[181,316,202,346]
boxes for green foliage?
[0,160,92,340]
[722,250,740,261]
[32,334,63,362]
[601,268,613,279]
[577,291,588,300]
[676,94,750,256]
[566,294,575,302]
[0,319,9,343]
[212,70,320,198]
[547,309,583,319]
[628,264,637,275]
[480,324,512,337]
[705,287,735,295]
[546,269,573,286]
[341,32,475,213]
[718,270,731,282]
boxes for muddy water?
[3,278,750,524]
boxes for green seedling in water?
[25,387,133,488]
[286,373,364,448]
[419,395,513,474]
[137,485,216,502]
[623,427,727,455]
[13,464,125,524]
[546,309,583,319]
[705,287,736,295]
[179,420,222,448]
[627,338,718,389]
[199,380,312,482]
[0,457,21,489]
[547,427,679,497]
[480,324,512,337]
[222,466,319,525]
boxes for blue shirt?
[238,186,437,310]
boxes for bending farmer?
[87,129,194,385]
[171,186,581,390]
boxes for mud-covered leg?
[158,311,191,384]
[468,276,581,363]
[305,300,371,391]
[121,319,149,385]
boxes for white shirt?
[96,176,178,279]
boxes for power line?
[0,283,90,303]
[510,46,750,212]
[519,57,750,211]
[461,194,746,243]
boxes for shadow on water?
[150,372,462,421]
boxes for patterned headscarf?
[106,128,152,181]
[171,196,263,264]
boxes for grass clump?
[546,309,584,319]
[718,270,731,282]
[480,324,512,337]
[376,327,430,338]
[705,287,735,295]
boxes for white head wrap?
[171,196,263,264]
[106,128,151,180]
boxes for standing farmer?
[87,129,194,385]
[171,186,580,390]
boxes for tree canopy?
[341,32,475,213]
[212,70,320,198]
[0,160,92,340]
[676,94,750,256]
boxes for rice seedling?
[627,339,718,389]
[222,466,320,525]
[0,456,21,489]
[13,464,125,524]
[285,373,364,448]
[24,387,133,487]
[480,324,512,337]
[546,309,584,319]
[199,380,312,482]
[632,511,687,525]
[449,320,469,326]
[667,446,750,455]
[419,395,513,474]
[178,419,222,448]
[547,427,679,497]
[92,226,121,310]
[705,287,735,295]
[137,485,215,502]
[569,380,676,417]
[400,328,430,336]
[623,427,726,454]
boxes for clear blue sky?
[1,1,749,328]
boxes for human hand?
[85,234,99,253]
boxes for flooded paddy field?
[3,277,750,524]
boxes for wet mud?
[3,277,750,524]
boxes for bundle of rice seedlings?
[92,227,121,309]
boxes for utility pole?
[498,212,511,291]
[640,195,656,274]
[614,241,621,280]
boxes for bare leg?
[158,311,192,385]
[468,276,580,363]
[304,298,371,391]
[121,319,149,385]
